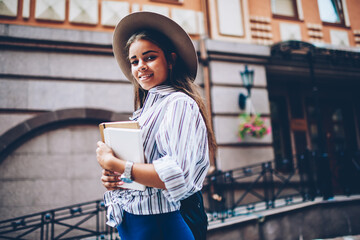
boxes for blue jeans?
[117,210,195,240]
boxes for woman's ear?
[168,52,177,69]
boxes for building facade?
[1,0,359,221]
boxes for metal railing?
[202,161,305,222]
[203,150,360,222]
[1,150,359,238]
[0,200,115,240]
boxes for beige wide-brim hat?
[112,11,198,81]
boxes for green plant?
[238,113,271,140]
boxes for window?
[271,0,298,19]
[216,0,244,36]
[317,0,344,25]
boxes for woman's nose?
[138,61,148,71]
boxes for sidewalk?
[207,195,360,240]
[316,236,360,240]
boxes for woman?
[96,12,216,240]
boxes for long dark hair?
[125,30,217,158]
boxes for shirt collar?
[148,85,177,96]
[130,85,177,120]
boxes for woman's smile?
[138,73,154,81]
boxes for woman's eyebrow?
[142,50,159,55]
[130,50,159,59]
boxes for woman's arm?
[96,141,166,189]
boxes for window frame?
[317,0,346,27]
[271,0,300,21]
[150,0,183,5]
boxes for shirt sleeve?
[153,96,210,202]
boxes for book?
[99,121,146,191]
[99,121,140,142]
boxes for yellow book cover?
[99,121,140,142]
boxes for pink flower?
[238,113,270,141]
[266,126,271,134]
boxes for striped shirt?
[104,85,210,227]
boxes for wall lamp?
[239,65,254,110]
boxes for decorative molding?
[216,0,244,37]
[308,31,323,38]
[0,0,18,17]
[250,15,272,45]
[142,5,169,17]
[280,23,301,41]
[353,30,360,47]
[306,23,322,30]
[251,31,273,39]
[308,38,324,43]
[342,0,351,27]
[197,12,205,35]
[101,1,129,27]
[35,0,66,22]
[296,0,304,20]
[171,8,198,35]
[22,0,30,19]
[250,23,271,31]
[252,39,273,46]
[306,23,323,44]
[131,4,140,13]
[69,0,98,25]
[330,30,350,47]
[249,15,271,24]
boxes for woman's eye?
[131,60,138,65]
[147,55,156,61]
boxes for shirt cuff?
[153,155,187,202]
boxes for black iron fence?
[0,200,115,240]
[1,150,359,238]
[203,150,360,222]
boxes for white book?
[103,127,146,191]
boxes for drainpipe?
[199,37,216,171]
[200,0,216,171]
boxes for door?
[307,96,358,195]
[321,99,357,194]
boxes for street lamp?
[239,65,254,110]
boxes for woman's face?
[129,39,170,90]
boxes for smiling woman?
[128,38,172,90]
[95,12,217,240]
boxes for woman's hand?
[96,141,166,189]
[101,169,124,190]
[96,141,116,171]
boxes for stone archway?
[0,108,130,163]
[0,108,129,220]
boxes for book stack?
[99,121,146,191]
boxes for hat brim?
[113,11,198,81]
